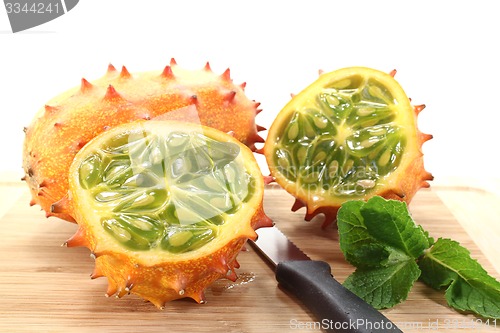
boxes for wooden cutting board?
[0,187,498,333]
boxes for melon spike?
[124,276,135,293]
[389,69,397,77]
[225,267,238,282]
[107,64,117,74]
[204,62,212,72]
[233,258,241,269]
[291,198,306,212]
[263,175,274,184]
[256,125,267,132]
[414,104,426,115]
[239,82,247,90]
[44,105,58,115]
[190,290,206,304]
[223,90,237,102]
[63,227,89,248]
[160,65,175,80]
[220,68,231,81]
[170,58,177,66]
[253,134,265,143]
[90,266,104,279]
[420,132,433,143]
[424,171,434,181]
[120,66,132,79]
[105,281,118,297]
[103,85,122,101]
[318,69,325,76]
[252,206,273,229]
[80,78,93,93]
[255,108,263,115]
[421,180,431,188]
[50,194,71,215]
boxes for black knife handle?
[276,260,403,333]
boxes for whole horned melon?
[64,120,272,307]
[22,59,265,222]
[263,67,433,228]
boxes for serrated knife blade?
[249,227,403,333]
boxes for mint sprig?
[419,238,500,319]
[337,196,500,319]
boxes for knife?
[249,226,403,333]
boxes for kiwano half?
[264,67,433,228]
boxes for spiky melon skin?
[65,122,273,307]
[264,68,433,228]
[69,208,270,307]
[22,60,264,222]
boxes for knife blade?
[249,226,403,333]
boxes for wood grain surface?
[0,187,498,333]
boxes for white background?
[1,0,499,186]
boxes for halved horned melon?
[64,120,272,307]
[264,67,433,228]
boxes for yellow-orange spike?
[107,63,117,74]
[220,68,231,81]
[80,78,93,93]
[263,175,274,185]
[103,85,122,101]
[190,290,206,304]
[414,104,426,115]
[90,266,104,279]
[253,134,265,143]
[50,195,71,214]
[170,58,177,66]
[160,65,175,79]
[225,267,238,282]
[256,125,266,132]
[44,105,58,115]
[204,62,212,72]
[252,207,273,230]
[239,82,247,90]
[120,66,132,79]
[63,227,88,248]
[105,282,118,297]
[389,69,397,77]
[255,108,263,115]
[189,94,198,104]
[420,132,433,142]
[223,90,237,102]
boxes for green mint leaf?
[360,196,430,259]
[418,238,500,319]
[337,196,431,308]
[343,260,421,309]
[337,200,390,268]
